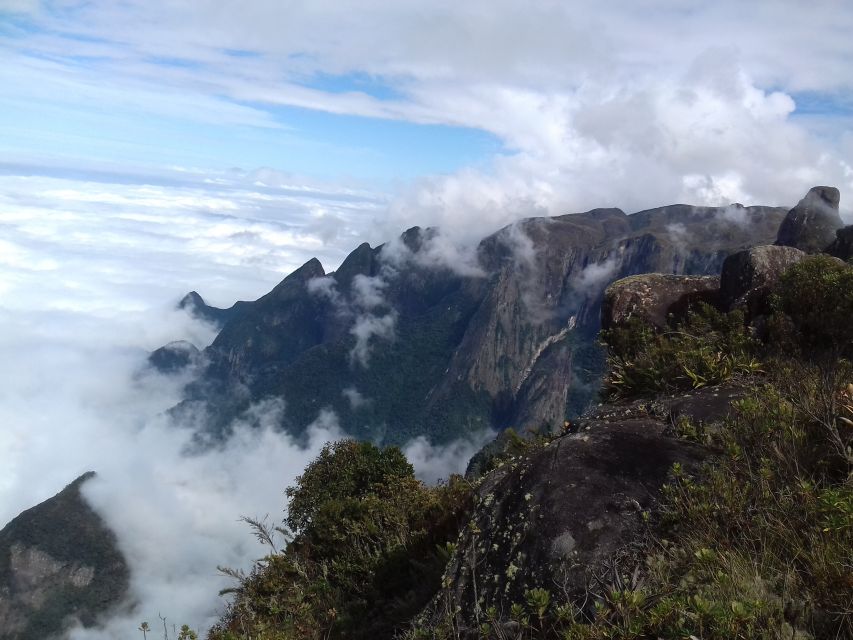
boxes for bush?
[285,440,414,534]
[209,441,472,640]
[771,254,853,357]
[601,303,760,399]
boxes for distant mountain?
[168,201,787,445]
[0,473,128,640]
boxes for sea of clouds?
[0,177,490,636]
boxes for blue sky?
[2,2,852,212]
[1,0,852,298]
[0,16,504,185]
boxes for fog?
[0,227,486,637]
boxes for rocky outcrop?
[719,245,806,314]
[148,340,201,374]
[421,389,722,632]
[775,186,843,253]
[179,291,249,327]
[0,473,129,640]
[601,274,720,330]
[827,225,853,262]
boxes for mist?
[0,282,484,637]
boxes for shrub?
[601,303,760,398]
[209,441,472,640]
[771,254,853,357]
[285,440,414,534]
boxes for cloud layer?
[2,1,851,241]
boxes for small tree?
[285,439,413,534]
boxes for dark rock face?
[422,398,712,631]
[0,473,129,640]
[169,202,786,444]
[827,225,853,262]
[179,291,249,327]
[601,274,720,331]
[775,186,843,253]
[148,340,201,374]
[719,245,806,313]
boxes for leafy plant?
[601,303,760,398]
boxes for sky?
[1,0,853,636]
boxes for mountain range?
[170,201,787,446]
[2,186,850,638]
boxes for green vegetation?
[407,256,853,639]
[208,441,472,640]
[601,303,760,399]
[208,256,852,640]
[769,254,853,358]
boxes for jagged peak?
[179,290,205,310]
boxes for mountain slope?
[0,473,129,640]
[171,201,786,445]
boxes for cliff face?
[173,203,786,445]
[0,473,129,640]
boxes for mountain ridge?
[167,201,788,445]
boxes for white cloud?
[341,386,369,409]
[403,430,495,485]
[351,274,388,310]
[574,256,621,296]
[349,311,397,367]
[0,170,387,311]
[3,2,851,234]
[0,299,349,638]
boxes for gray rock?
[826,225,853,262]
[166,201,785,445]
[421,415,706,629]
[775,186,843,254]
[178,290,250,328]
[719,245,806,313]
[601,274,720,331]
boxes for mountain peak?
[0,472,128,639]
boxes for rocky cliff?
[0,473,129,640]
[170,201,786,445]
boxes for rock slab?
[601,274,720,330]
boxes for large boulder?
[719,245,806,314]
[827,225,853,262]
[601,274,720,331]
[775,186,843,254]
[421,413,707,632]
[0,473,129,639]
